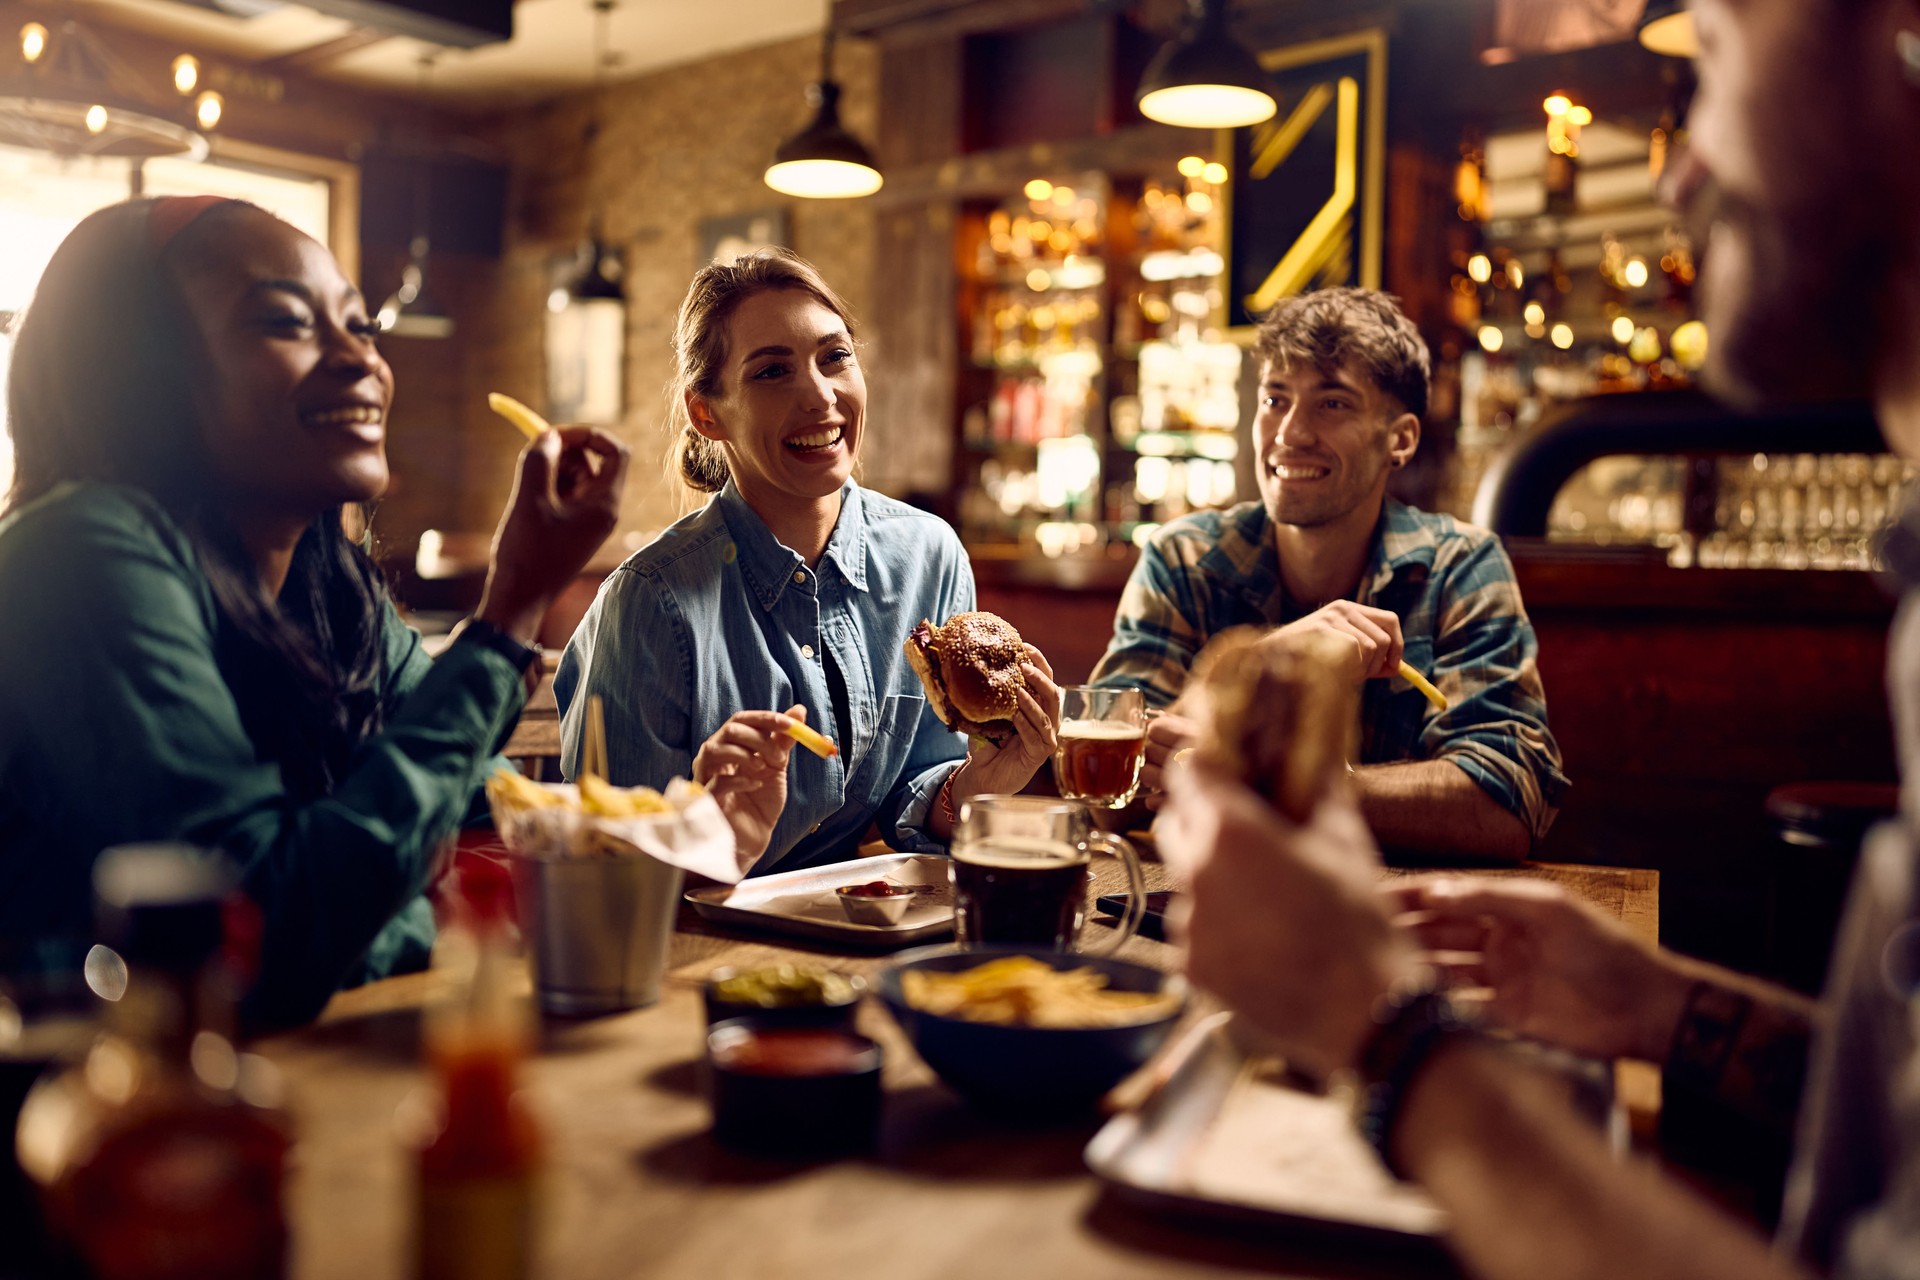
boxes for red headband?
[146,195,236,253]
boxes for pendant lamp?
[1637,0,1698,58]
[546,1,626,423]
[1136,0,1278,130]
[764,30,882,199]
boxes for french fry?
[1397,660,1449,712]
[486,766,566,813]
[784,720,839,759]
[901,957,1179,1028]
[487,392,549,441]
[578,773,672,818]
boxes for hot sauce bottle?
[411,859,541,1280]
[13,844,291,1280]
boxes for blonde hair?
[667,248,859,494]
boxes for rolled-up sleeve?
[1419,538,1568,842]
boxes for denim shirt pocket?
[846,693,926,811]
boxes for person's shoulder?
[611,501,731,587]
[1389,501,1508,568]
[858,488,964,554]
[0,484,204,649]
[1142,501,1260,562]
[0,482,193,580]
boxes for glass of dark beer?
[1054,687,1147,810]
[950,796,1147,954]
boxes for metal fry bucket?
[510,852,684,1015]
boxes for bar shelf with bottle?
[953,162,1243,557]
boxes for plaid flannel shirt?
[1090,499,1568,842]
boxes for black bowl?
[875,945,1186,1113]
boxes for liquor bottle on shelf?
[410,859,541,1280]
[14,844,291,1280]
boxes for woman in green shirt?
[0,197,627,1027]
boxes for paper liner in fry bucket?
[485,771,742,884]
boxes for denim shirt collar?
[715,479,870,611]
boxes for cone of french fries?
[485,696,744,883]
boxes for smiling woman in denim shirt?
[555,250,1061,874]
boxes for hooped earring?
[1899,29,1920,88]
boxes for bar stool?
[1764,781,1899,994]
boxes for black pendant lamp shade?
[764,32,882,199]
[1136,0,1278,129]
[1638,0,1698,58]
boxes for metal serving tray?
[685,853,955,950]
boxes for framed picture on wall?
[698,209,790,267]
[1225,29,1388,332]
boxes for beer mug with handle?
[1054,686,1147,809]
[949,795,1147,954]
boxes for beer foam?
[1060,719,1145,741]
[954,836,1087,872]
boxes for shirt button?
[810,823,822,835]
[793,570,806,584]
[801,644,815,659]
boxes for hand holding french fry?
[692,706,829,864]
[475,413,629,643]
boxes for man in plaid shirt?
[1091,288,1565,860]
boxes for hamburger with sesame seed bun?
[904,612,1029,746]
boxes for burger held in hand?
[903,612,1064,826]
[905,611,1029,746]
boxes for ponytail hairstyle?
[666,248,859,495]
[4,198,390,800]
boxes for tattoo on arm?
[1666,979,1812,1137]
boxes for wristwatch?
[1348,972,1478,1180]
[450,617,543,697]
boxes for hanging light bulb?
[20,22,49,63]
[1136,0,1277,130]
[194,90,222,131]
[171,54,199,95]
[84,104,108,135]
[765,30,882,199]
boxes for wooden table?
[265,860,1656,1280]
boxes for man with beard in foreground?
[1162,0,1920,1276]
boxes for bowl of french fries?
[875,947,1186,1112]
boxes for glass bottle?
[14,844,291,1280]
[411,860,541,1280]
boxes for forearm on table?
[1397,1038,1809,1280]
[1354,760,1531,862]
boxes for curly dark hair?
[1252,287,1430,420]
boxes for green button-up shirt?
[0,484,524,1026]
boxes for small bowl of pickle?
[703,964,866,1031]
